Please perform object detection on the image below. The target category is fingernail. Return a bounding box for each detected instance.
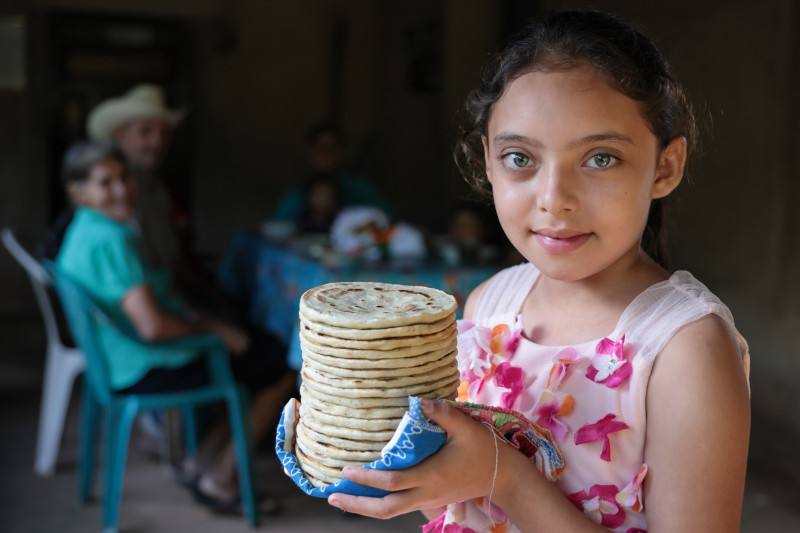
[420,397,434,417]
[328,496,341,509]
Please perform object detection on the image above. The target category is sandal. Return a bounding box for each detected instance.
[192,475,281,516]
[174,457,204,488]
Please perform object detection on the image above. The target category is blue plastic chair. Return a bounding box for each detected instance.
[44,261,258,532]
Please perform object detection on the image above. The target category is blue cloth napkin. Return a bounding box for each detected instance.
[275,396,446,498]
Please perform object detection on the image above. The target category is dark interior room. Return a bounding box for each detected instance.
[1,0,798,532]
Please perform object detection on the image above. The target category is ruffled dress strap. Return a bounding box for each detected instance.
[615,270,750,386]
[472,262,539,324]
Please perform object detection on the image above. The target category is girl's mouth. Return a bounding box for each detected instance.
[533,231,592,254]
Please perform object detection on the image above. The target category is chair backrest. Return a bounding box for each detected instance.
[1,227,65,346]
[43,260,114,404]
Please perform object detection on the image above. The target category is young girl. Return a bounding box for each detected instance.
[327,10,751,532]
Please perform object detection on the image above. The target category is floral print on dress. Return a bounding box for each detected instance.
[494,361,524,409]
[616,464,648,512]
[422,512,471,533]
[457,319,522,402]
[568,484,626,529]
[586,335,631,388]
[532,391,574,443]
[574,414,630,462]
[546,347,583,390]
[474,497,510,531]
[453,313,649,532]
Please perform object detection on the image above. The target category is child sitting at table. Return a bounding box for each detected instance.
[296,173,340,234]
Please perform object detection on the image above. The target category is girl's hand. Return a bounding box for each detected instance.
[327,398,503,519]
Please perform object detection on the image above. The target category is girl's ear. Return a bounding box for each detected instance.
[651,136,687,199]
[66,181,83,205]
[482,136,494,183]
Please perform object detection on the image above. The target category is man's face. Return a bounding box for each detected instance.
[112,117,172,172]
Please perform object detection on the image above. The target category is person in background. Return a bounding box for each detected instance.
[83,84,255,455]
[86,84,235,316]
[56,141,295,516]
[40,84,182,266]
[87,84,186,271]
[445,202,493,264]
[272,122,396,227]
[448,203,488,250]
[296,173,340,234]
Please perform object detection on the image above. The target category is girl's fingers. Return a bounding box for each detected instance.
[328,489,423,519]
[339,464,419,492]
[420,397,472,436]
[327,400,494,518]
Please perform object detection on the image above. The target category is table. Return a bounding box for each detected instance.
[217,231,501,370]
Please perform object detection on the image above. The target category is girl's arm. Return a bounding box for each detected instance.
[643,314,750,532]
[121,285,250,354]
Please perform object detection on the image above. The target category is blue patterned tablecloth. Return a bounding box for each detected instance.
[217,231,500,370]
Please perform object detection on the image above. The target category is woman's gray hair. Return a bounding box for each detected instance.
[61,141,127,186]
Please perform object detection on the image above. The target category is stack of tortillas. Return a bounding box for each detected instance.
[295,281,460,487]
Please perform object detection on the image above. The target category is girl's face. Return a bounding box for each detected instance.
[69,156,136,222]
[483,65,685,283]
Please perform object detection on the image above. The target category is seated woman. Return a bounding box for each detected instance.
[56,141,295,515]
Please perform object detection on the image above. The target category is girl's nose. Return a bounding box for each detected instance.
[537,162,578,215]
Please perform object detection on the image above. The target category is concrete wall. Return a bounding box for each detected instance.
[1,0,798,482]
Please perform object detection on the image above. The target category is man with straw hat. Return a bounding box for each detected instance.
[86,83,187,273]
[87,85,231,308]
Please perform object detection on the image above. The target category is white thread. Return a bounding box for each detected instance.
[483,422,499,528]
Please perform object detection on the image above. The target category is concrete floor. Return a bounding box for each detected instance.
[1,315,799,533]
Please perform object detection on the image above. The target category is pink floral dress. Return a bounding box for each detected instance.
[424,263,750,533]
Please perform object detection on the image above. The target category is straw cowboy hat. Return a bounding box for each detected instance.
[86,84,185,141]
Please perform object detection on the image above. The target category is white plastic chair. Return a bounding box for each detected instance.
[1,227,85,476]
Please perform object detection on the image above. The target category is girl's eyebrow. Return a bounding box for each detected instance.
[492,132,542,148]
[566,131,634,149]
[492,131,633,149]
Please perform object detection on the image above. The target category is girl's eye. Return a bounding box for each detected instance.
[501,153,533,169]
[586,153,617,169]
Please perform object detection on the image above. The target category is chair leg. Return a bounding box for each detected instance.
[226,387,258,528]
[34,345,83,476]
[102,400,137,533]
[78,377,100,503]
[181,406,198,456]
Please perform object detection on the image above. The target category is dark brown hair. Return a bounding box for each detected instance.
[456,10,697,268]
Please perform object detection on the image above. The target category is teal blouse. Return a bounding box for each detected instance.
[57,207,200,390]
